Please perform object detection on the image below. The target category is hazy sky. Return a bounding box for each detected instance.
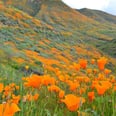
[62,0,116,15]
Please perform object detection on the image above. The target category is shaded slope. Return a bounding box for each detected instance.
[77,8,116,57]
[97,39,116,57]
[1,0,42,16]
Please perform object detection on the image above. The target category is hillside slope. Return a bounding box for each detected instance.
[78,8,116,57]
[0,0,116,74]
[36,0,116,57]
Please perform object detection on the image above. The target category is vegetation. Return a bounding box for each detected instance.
[78,8,116,57]
[0,0,116,115]
[0,57,116,116]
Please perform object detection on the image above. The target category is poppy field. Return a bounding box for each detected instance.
[0,57,116,116]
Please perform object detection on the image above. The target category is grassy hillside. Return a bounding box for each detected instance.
[78,8,116,57]
[0,0,116,87]
[0,0,116,81]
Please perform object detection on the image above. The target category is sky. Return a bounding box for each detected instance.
[62,0,116,15]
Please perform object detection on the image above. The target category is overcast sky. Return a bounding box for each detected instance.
[62,0,116,15]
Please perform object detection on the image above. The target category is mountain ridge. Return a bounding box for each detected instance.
[78,8,116,24]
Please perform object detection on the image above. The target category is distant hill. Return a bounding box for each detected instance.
[78,8,116,24]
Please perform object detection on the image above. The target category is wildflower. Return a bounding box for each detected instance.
[4,85,12,97]
[84,77,90,83]
[24,74,42,89]
[93,69,98,74]
[79,87,86,95]
[100,81,112,89]
[88,91,95,102]
[42,75,56,86]
[86,68,92,74]
[25,65,29,70]
[58,90,65,99]
[73,63,80,71]
[95,85,107,96]
[48,85,60,93]
[9,83,15,88]
[104,69,111,75]
[15,86,19,90]
[12,94,20,104]
[0,102,20,116]
[114,85,116,91]
[33,93,39,101]
[61,94,85,111]
[97,57,107,70]
[110,75,116,83]
[97,73,105,80]
[0,83,4,93]
[68,81,80,92]
[79,59,87,69]
[58,75,65,82]
[91,81,99,89]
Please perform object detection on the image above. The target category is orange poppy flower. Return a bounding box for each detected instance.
[68,81,80,92]
[114,85,116,91]
[12,94,20,104]
[0,102,20,116]
[100,81,112,90]
[9,83,16,88]
[110,75,116,83]
[48,85,60,93]
[24,74,42,89]
[79,59,87,69]
[88,91,95,102]
[84,77,90,83]
[91,81,99,89]
[15,86,19,90]
[61,94,85,111]
[73,63,80,71]
[58,75,65,82]
[86,68,92,74]
[95,85,107,96]
[58,90,65,99]
[79,87,86,95]
[97,57,107,70]
[33,93,39,101]
[93,69,98,75]
[4,85,11,97]
[0,83,4,93]
[42,75,56,86]
[104,69,111,75]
